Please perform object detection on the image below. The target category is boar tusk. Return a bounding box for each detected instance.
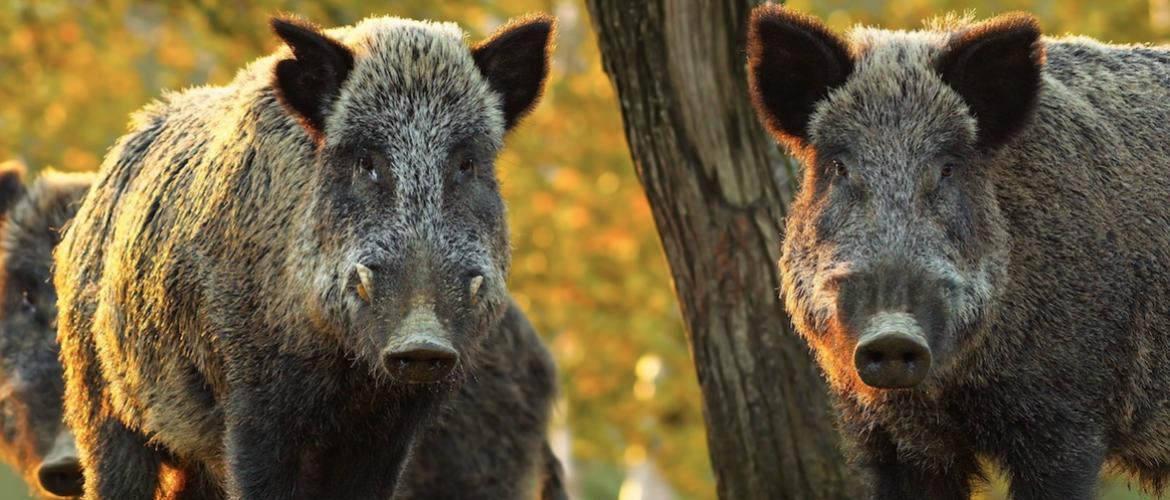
[355,263,374,303]
[469,275,484,305]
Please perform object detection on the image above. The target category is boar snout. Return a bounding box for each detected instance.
[38,459,83,497]
[384,338,458,384]
[37,430,83,497]
[382,306,459,383]
[853,313,932,389]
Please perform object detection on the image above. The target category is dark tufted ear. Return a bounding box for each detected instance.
[747,5,853,150]
[0,161,26,218]
[937,13,1045,149]
[472,14,556,131]
[271,16,355,142]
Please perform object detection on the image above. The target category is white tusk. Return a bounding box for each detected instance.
[469,275,484,305]
[355,263,374,303]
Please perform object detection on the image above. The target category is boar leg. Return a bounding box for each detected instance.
[316,434,415,498]
[222,407,301,500]
[1004,434,1105,500]
[865,459,976,500]
[83,418,165,499]
[855,429,977,500]
[315,397,443,499]
[66,337,165,499]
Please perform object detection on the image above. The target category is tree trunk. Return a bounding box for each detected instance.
[585,1,864,498]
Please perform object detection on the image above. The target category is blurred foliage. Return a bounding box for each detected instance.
[0,1,1167,499]
[0,467,32,500]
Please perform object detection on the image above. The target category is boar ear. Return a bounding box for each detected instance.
[938,13,1044,149]
[271,16,355,141]
[472,14,556,131]
[748,5,853,149]
[0,161,26,218]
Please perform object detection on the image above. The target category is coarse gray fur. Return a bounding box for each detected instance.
[749,6,1170,499]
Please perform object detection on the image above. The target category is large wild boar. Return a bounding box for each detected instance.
[0,170,562,499]
[747,6,1170,499]
[54,14,556,499]
[0,165,90,498]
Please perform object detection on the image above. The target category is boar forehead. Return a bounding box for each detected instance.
[807,30,978,175]
[327,19,505,157]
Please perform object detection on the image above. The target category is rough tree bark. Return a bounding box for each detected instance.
[586,1,864,498]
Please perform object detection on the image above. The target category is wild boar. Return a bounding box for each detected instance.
[748,6,1170,499]
[1,168,562,500]
[55,14,555,499]
[0,166,90,498]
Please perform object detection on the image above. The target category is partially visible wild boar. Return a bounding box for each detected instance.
[55,13,556,499]
[0,165,91,498]
[748,6,1170,499]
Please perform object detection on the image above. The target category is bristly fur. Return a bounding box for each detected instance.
[54,13,560,499]
[921,12,978,32]
[750,5,1170,499]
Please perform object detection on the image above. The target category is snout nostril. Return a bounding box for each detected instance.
[38,460,84,497]
[861,350,885,366]
[384,341,459,384]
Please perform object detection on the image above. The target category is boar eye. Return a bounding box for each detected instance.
[355,153,388,185]
[358,156,378,183]
[19,293,35,314]
[460,158,476,176]
[940,163,955,179]
[832,159,848,178]
[455,157,478,184]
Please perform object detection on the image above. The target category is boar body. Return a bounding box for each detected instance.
[55,15,555,500]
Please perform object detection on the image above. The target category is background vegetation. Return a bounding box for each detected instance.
[0,0,1166,499]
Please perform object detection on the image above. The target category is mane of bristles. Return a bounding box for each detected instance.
[922,11,978,32]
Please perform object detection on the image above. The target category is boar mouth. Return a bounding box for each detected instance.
[852,312,932,389]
